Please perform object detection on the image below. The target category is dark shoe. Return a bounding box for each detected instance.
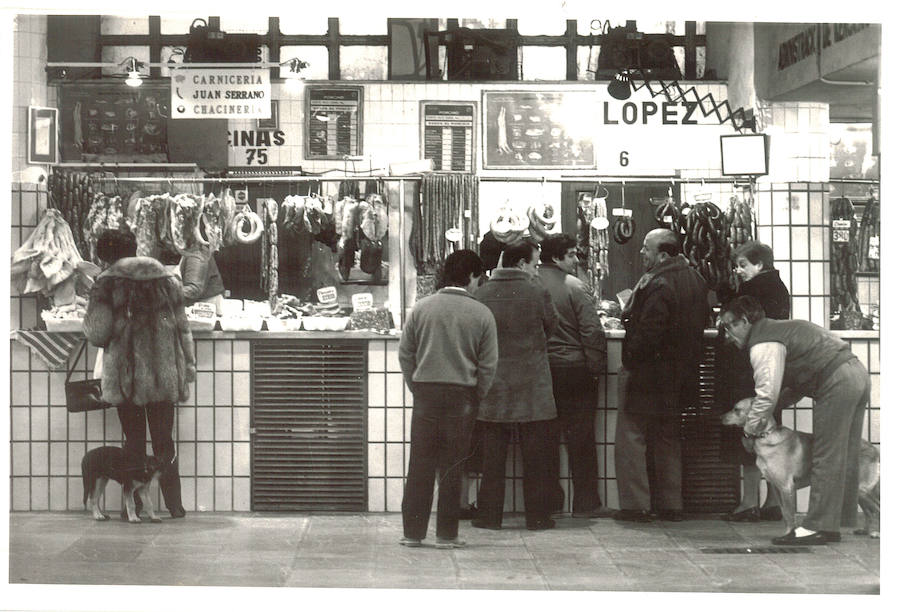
[771,529,829,546]
[572,505,616,519]
[169,507,186,519]
[759,506,783,521]
[471,518,502,531]
[458,503,478,520]
[657,509,685,522]
[613,509,654,523]
[820,530,842,543]
[724,507,760,522]
[526,518,556,531]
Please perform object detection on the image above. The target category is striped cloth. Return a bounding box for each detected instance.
[10,330,83,371]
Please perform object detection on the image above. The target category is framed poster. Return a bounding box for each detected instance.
[58,83,170,163]
[27,106,59,165]
[482,90,595,170]
[305,85,364,160]
[419,101,476,173]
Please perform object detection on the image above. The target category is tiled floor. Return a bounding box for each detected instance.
[6,511,880,595]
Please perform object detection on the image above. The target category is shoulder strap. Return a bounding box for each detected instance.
[65,340,88,383]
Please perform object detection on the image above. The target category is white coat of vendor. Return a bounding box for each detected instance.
[179,243,226,315]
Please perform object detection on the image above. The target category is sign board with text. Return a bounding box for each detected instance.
[171,68,271,119]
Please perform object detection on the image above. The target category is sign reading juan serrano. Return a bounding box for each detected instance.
[172,69,272,119]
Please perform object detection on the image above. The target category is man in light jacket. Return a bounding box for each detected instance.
[538,234,611,518]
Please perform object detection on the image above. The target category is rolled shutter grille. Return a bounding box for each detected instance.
[251,340,367,511]
[680,340,741,513]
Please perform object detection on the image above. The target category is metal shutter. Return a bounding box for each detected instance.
[251,339,367,511]
[680,340,741,513]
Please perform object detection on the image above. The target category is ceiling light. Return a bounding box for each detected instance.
[123,57,144,87]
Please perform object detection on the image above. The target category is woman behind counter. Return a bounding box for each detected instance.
[179,242,226,314]
[721,241,791,522]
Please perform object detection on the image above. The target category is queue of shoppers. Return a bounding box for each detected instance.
[399,229,871,549]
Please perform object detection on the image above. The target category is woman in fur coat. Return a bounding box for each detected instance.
[84,231,196,518]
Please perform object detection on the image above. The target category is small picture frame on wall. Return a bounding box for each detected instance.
[257,101,279,130]
[27,106,58,165]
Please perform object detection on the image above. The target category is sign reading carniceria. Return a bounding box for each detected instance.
[171,68,271,119]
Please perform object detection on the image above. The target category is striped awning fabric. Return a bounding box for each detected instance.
[10,330,83,370]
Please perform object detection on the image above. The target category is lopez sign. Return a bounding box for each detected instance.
[171,68,271,119]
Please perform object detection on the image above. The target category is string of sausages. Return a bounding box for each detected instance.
[830,197,861,314]
[682,200,732,291]
[415,174,479,270]
[856,196,879,274]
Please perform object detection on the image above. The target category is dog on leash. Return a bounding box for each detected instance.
[81,446,164,523]
[721,398,880,538]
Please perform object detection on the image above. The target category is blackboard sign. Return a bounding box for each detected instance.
[420,101,476,173]
[58,83,170,163]
[305,86,364,160]
[482,90,595,170]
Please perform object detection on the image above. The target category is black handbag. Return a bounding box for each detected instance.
[65,340,111,413]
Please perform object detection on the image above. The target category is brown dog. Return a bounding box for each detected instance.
[81,446,164,523]
[721,398,880,538]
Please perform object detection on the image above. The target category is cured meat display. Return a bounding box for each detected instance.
[575,189,608,302]
[11,208,97,305]
[412,173,480,271]
[856,195,879,274]
[830,197,861,318]
[683,199,732,292]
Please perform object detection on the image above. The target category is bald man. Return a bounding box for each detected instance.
[614,229,709,522]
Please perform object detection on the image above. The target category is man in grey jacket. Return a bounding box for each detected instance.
[538,234,612,518]
[398,250,498,549]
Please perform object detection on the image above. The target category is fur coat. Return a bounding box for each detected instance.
[83,256,196,406]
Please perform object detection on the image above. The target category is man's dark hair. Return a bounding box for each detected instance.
[501,239,538,268]
[539,234,576,263]
[438,249,484,288]
[733,240,775,270]
[656,230,681,257]
[96,228,137,265]
[723,295,766,324]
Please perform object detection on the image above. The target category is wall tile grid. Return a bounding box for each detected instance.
[9,337,252,512]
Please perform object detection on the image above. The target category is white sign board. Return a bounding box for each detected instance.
[171,69,271,119]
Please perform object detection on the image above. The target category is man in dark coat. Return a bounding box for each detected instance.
[614,229,709,522]
[473,240,560,531]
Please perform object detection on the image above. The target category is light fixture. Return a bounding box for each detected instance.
[123,57,144,87]
[282,58,309,79]
[608,70,633,101]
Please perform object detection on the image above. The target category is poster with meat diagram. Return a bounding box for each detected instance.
[482,90,595,170]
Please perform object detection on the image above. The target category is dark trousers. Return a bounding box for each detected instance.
[614,409,683,511]
[550,367,601,513]
[117,401,183,514]
[476,419,555,528]
[401,385,477,540]
[804,359,870,532]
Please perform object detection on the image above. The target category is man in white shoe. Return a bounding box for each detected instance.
[398,250,498,549]
[720,295,869,545]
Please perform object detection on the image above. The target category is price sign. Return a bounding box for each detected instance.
[351,293,374,312]
[316,286,338,304]
[421,102,476,173]
[832,219,851,243]
[868,236,880,259]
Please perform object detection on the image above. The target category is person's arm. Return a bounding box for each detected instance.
[82,278,113,348]
[623,282,673,367]
[398,309,418,390]
[476,315,499,401]
[745,341,787,435]
[180,250,209,302]
[541,287,559,338]
[571,283,607,375]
